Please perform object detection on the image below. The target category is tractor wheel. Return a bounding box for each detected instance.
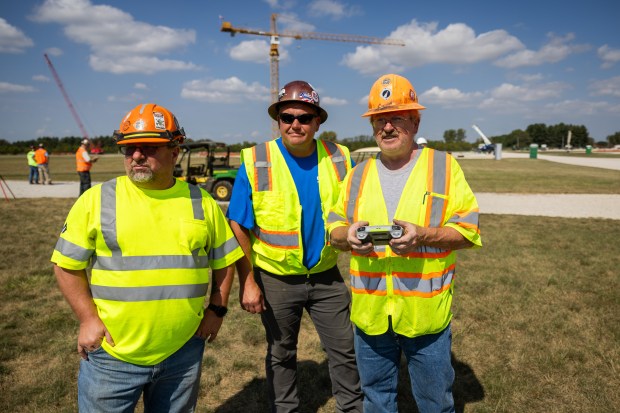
[212,181,233,202]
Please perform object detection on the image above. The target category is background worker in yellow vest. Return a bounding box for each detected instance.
[76,139,98,196]
[27,145,39,184]
[227,81,363,412]
[34,143,52,184]
[51,103,244,412]
[328,74,482,413]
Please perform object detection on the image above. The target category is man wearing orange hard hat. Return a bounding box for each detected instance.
[328,74,482,413]
[51,103,243,412]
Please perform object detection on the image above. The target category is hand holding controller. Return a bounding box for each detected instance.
[356,225,403,245]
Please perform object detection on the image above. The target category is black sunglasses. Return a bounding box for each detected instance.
[119,144,171,157]
[278,113,317,125]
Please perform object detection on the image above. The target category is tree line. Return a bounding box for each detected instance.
[0,122,617,155]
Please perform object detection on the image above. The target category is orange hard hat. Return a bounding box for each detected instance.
[113,103,185,145]
[268,80,328,124]
[362,74,425,117]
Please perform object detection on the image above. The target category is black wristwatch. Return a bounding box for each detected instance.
[207,303,228,318]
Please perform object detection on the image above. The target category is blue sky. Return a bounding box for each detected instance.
[1,0,619,144]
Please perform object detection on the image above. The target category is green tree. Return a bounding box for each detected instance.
[607,131,620,146]
[318,131,337,142]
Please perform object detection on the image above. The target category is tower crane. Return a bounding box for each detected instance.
[221,14,405,137]
[44,53,90,141]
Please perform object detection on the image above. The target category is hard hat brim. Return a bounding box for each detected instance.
[361,102,426,117]
[116,137,174,145]
[268,101,328,124]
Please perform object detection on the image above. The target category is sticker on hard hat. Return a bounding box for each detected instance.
[133,119,145,130]
[409,90,416,101]
[382,78,391,85]
[381,88,392,100]
[153,112,166,130]
[278,88,286,100]
[299,91,319,104]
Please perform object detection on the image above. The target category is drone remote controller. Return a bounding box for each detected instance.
[356,225,403,245]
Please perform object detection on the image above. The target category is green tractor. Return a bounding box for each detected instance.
[173,140,238,202]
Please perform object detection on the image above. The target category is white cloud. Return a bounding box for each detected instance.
[308,0,361,20]
[494,33,588,68]
[490,82,568,101]
[134,83,148,90]
[543,99,610,116]
[33,75,50,82]
[230,40,271,64]
[322,96,348,105]
[598,45,620,69]
[589,76,620,97]
[45,47,63,56]
[31,0,198,74]
[420,86,482,108]
[107,92,144,102]
[0,18,34,53]
[181,77,270,103]
[342,19,524,75]
[0,82,37,93]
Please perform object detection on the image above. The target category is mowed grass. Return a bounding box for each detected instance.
[0,199,618,412]
[2,153,619,194]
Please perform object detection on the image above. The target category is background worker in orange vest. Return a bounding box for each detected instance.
[76,139,98,195]
[328,74,482,413]
[34,143,52,185]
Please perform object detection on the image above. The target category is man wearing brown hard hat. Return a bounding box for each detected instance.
[228,81,363,412]
[328,74,482,413]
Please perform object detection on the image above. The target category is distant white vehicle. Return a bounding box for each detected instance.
[351,146,380,163]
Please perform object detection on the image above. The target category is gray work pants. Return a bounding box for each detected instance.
[255,266,363,413]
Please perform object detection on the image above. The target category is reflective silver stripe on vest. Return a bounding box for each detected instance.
[350,273,386,292]
[93,248,210,270]
[392,267,454,294]
[253,144,271,192]
[252,227,299,248]
[188,184,205,220]
[428,151,447,227]
[101,180,120,255]
[448,211,479,226]
[346,161,369,222]
[54,237,94,262]
[327,211,346,225]
[97,178,209,270]
[351,267,454,294]
[90,283,209,302]
[209,237,240,261]
[322,141,347,181]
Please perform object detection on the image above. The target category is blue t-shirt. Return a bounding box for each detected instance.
[227,138,323,270]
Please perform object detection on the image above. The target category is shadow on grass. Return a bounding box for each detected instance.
[214,360,333,413]
[397,352,485,412]
[213,354,483,412]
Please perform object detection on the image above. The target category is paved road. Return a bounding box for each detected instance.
[2,154,618,219]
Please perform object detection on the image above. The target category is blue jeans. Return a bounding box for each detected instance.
[29,166,39,184]
[78,336,206,413]
[354,324,454,413]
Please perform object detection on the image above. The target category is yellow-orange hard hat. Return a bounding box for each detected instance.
[113,103,185,145]
[362,74,425,117]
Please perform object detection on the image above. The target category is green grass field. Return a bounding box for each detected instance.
[0,154,619,412]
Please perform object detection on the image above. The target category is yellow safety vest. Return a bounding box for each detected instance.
[51,177,243,365]
[330,148,481,337]
[241,139,352,275]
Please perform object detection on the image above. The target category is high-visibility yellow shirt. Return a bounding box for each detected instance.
[328,148,481,337]
[51,176,243,365]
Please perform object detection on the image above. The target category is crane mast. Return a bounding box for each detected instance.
[222,14,405,138]
[43,53,89,140]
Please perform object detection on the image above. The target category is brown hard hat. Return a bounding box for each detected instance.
[268,80,328,124]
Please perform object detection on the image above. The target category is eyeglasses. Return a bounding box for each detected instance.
[278,113,317,125]
[119,144,170,157]
[372,116,411,129]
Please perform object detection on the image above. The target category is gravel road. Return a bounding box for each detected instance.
[2,153,618,219]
